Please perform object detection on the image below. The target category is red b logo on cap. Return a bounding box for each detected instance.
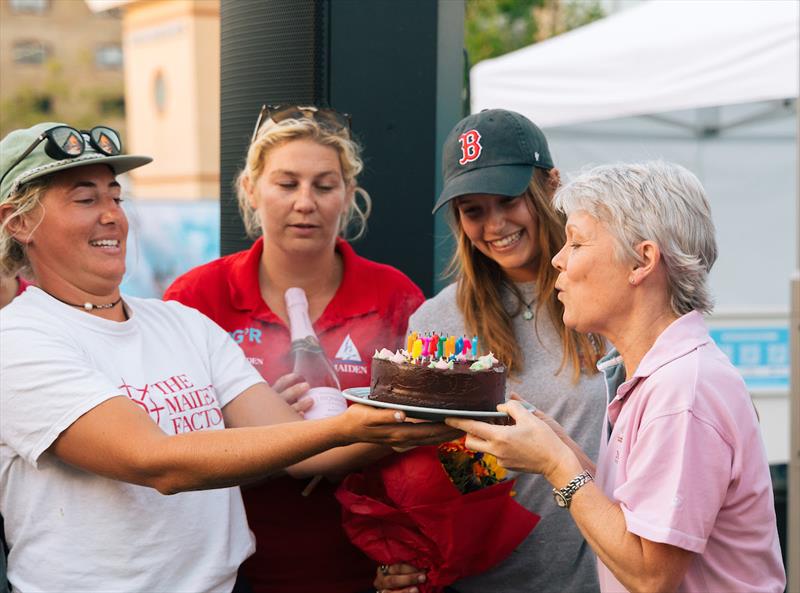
[458,129,482,165]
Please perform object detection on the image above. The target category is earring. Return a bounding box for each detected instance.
[629,276,636,285]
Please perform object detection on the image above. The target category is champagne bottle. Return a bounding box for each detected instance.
[285,287,347,420]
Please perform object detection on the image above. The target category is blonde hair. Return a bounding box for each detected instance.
[448,168,605,380]
[0,176,51,278]
[236,117,372,240]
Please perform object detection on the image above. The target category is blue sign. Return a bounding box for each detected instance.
[709,327,790,391]
[121,200,220,298]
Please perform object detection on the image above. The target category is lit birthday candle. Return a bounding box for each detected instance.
[463,337,471,357]
[407,331,417,353]
[429,333,439,357]
[472,335,479,357]
[445,336,455,358]
[421,334,432,357]
[412,338,423,360]
[455,336,464,356]
[436,335,445,359]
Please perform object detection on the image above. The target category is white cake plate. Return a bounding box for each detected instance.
[341,387,508,422]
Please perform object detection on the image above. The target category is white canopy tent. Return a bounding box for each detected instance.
[471,0,798,128]
[472,0,799,467]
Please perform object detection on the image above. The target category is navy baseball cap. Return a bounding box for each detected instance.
[433,109,553,213]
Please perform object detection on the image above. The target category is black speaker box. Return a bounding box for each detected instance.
[220,0,464,296]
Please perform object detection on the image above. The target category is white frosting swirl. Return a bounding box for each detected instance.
[389,351,407,364]
[373,348,396,360]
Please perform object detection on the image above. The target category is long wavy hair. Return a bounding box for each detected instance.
[447,167,605,381]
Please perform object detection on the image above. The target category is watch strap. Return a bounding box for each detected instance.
[553,470,593,509]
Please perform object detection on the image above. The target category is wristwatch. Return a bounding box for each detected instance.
[552,470,593,509]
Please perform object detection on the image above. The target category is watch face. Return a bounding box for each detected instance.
[553,491,568,508]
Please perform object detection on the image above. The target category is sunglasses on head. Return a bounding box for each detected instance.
[0,125,123,189]
[250,104,351,143]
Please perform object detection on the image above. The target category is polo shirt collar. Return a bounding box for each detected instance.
[598,311,710,416]
[227,237,380,328]
[631,310,710,380]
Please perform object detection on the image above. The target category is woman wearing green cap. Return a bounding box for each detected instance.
[0,123,457,592]
[375,109,606,593]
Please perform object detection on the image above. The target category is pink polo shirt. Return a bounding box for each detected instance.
[595,311,785,593]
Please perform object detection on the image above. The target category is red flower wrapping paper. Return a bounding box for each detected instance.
[335,446,540,593]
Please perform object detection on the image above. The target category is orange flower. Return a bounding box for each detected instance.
[438,441,508,494]
[473,462,489,478]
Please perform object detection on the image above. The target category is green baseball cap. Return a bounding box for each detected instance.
[433,109,553,213]
[1,122,152,202]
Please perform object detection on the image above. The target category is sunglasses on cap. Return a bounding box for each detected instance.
[250,104,351,143]
[0,125,123,189]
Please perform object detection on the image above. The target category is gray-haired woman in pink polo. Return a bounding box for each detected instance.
[448,161,785,593]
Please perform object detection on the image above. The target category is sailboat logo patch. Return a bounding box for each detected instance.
[335,334,362,361]
[333,334,367,375]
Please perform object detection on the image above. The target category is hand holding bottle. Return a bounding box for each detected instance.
[270,372,313,416]
[285,287,348,420]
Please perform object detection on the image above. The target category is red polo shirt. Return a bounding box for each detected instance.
[164,237,423,593]
[16,277,32,296]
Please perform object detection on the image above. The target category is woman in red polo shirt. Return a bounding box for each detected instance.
[164,106,424,593]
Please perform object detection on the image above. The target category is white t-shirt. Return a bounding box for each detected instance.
[0,288,263,592]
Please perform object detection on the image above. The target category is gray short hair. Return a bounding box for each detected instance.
[554,161,718,315]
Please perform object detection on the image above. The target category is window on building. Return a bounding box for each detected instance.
[154,71,166,113]
[96,7,122,19]
[95,44,123,69]
[9,0,50,14]
[100,96,125,117]
[13,41,50,64]
[33,96,52,114]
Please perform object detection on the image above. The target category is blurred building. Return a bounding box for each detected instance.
[87,0,221,200]
[0,0,125,137]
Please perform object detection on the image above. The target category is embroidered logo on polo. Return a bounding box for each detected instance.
[458,129,482,165]
[333,333,368,375]
[229,327,262,344]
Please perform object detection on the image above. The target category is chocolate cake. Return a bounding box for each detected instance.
[369,353,506,411]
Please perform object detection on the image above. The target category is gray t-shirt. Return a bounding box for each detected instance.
[409,282,605,593]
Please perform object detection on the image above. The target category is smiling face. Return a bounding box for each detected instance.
[22,164,127,298]
[454,193,540,282]
[551,210,631,334]
[248,138,351,255]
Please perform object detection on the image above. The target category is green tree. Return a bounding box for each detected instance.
[563,0,605,32]
[465,0,605,66]
[1,58,124,137]
[465,0,545,66]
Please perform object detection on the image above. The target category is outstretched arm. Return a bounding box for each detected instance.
[223,383,458,479]
[51,385,458,495]
[447,401,692,593]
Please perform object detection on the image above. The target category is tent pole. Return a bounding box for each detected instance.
[788,91,799,593]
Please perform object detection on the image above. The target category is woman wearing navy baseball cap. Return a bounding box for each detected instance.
[375,109,606,593]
